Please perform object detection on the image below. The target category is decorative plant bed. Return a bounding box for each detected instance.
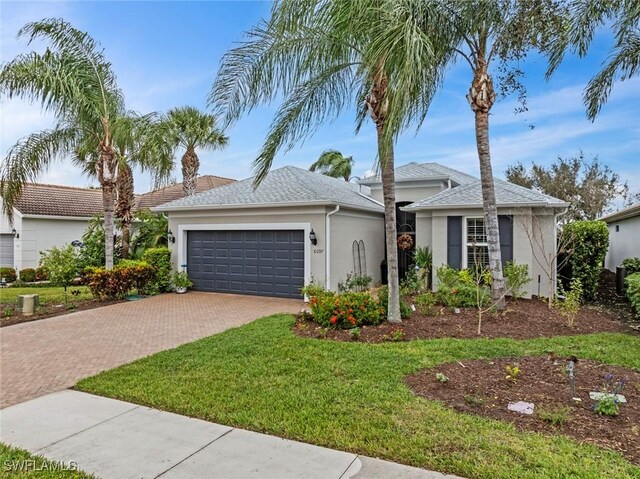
[294,298,631,342]
[0,298,124,327]
[406,356,640,465]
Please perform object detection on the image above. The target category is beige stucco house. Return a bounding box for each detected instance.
[601,202,640,272]
[156,162,568,300]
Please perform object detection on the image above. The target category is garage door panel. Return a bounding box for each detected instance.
[187,230,304,298]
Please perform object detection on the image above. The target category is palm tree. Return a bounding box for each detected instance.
[309,150,354,181]
[157,106,228,197]
[416,1,566,309]
[547,0,640,120]
[0,18,124,269]
[210,0,453,322]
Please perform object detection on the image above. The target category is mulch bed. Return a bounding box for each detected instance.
[406,356,640,465]
[0,299,124,327]
[293,298,632,342]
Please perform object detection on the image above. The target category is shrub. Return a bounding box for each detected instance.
[141,247,172,293]
[415,291,437,315]
[117,260,156,295]
[625,273,640,319]
[400,268,422,295]
[302,285,384,329]
[434,265,489,308]
[555,277,582,327]
[84,267,133,300]
[78,217,122,270]
[378,285,412,319]
[338,273,372,292]
[39,246,80,288]
[622,257,640,276]
[19,268,37,282]
[538,406,570,426]
[35,266,49,281]
[0,267,17,283]
[504,261,531,298]
[562,220,608,301]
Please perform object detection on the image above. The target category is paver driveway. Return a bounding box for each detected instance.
[0,292,302,408]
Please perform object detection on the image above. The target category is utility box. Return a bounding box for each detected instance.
[18,294,39,312]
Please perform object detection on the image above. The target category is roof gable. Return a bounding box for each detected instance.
[359,162,477,186]
[155,166,383,212]
[136,175,235,210]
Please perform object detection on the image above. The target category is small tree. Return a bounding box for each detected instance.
[563,220,609,302]
[39,245,80,303]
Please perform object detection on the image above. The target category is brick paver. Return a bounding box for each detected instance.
[0,293,302,408]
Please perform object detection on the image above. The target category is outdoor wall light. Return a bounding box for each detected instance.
[309,229,317,245]
[71,240,84,248]
[11,228,19,239]
[167,229,176,244]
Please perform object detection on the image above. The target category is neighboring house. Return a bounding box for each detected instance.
[0,184,103,270]
[155,162,568,300]
[601,202,640,272]
[0,175,236,272]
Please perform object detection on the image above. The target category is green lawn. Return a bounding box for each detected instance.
[77,314,640,479]
[0,286,93,306]
[0,443,93,478]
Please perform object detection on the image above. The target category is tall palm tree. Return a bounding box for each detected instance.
[309,150,354,181]
[157,106,228,197]
[0,18,124,269]
[210,0,453,322]
[414,1,566,309]
[547,0,640,120]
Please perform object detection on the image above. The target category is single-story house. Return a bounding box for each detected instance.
[0,175,235,271]
[155,162,568,300]
[601,202,640,272]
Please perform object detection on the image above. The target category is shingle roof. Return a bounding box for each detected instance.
[404,179,569,210]
[136,175,235,210]
[600,202,640,222]
[155,166,384,212]
[359,162,477,186]
[12,183,104,217]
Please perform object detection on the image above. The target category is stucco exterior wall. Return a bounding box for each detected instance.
[417,207,558,299]
[328,208,385,290]
[166,205,329,288]
[15,216,90,270]
[605,215,640,271]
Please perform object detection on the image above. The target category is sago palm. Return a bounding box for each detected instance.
[157,106,228,197]
[210,0,453,322]
[0,18,124,269]
[309,150,354,181]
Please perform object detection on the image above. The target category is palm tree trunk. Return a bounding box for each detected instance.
[98,146,117,269]
[378,126,401,323]
[116,163,135,259]
[468,58,506,309]
[181,147,200,196]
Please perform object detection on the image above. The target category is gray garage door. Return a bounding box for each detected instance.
[0,234,14,268]
[187,230,305,299]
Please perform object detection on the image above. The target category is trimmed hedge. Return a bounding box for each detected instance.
[35,266,49,281]
[0,267,17,283]
[141,247,172,293]
[84,261,156,300]
[19,268,36,282]
[563,220,609,301]
[625,273,640,319]
[622,257,640,276]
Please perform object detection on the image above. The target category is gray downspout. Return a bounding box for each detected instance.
[325,205,340,290]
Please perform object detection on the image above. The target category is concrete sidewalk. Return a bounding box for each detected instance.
[0,391,463,479]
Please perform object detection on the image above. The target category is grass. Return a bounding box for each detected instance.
[0,286,93,306]
[77,314,640,479]
[0,443,93,478]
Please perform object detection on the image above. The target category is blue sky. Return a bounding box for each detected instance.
[1,1,638,199]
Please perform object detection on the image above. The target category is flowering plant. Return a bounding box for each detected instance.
[302,285,384,329]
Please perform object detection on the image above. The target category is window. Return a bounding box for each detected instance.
[465,217,489,269]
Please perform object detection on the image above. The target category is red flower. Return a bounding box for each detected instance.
[348,308,354,313]
[348,316,356,325]
[330,316,338,325]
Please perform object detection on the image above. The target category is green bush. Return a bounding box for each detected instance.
[141,247,172,293]
[78,217,122,270]
[19,268,37,282]
[434,265,489,308]
[35,266,49,281]
[625,273,640,319]
[555,277,582,327]
[415,291,437,315]
[622,257,640,276]
[39,245,80,288]
[504,261,531,298]
[562,220,608,301]
[378,285,412,319]
[117,260,157,295]
[84,261,156,300]
[0,267,17,283]
[302,285,384,329]
[337,273,372,292]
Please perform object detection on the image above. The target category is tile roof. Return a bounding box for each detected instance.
[404,179,569,210]
[13,183,104,217]
[136,175,235,210]
[155,166,384,212]
[359,162,477,186]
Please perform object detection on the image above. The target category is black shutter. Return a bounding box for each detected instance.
[447,216,463,270]
[499,215,513,264]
